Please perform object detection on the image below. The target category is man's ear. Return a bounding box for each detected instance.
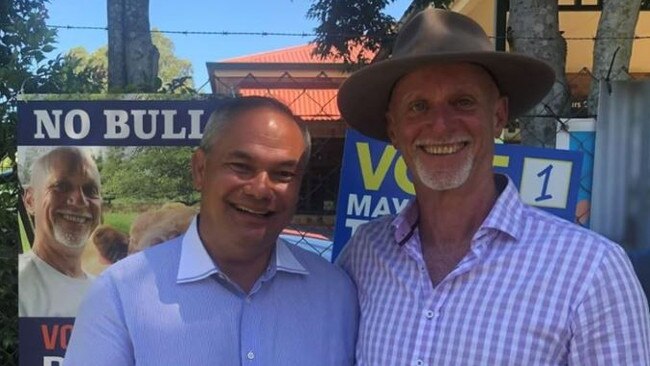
[494,96,509,138]
[23,187,35,215]
[190,149,206,191]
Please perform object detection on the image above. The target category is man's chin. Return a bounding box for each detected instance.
[54,229,90,249]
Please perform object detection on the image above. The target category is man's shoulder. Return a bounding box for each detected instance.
[353,215,395,240]
[286,243,346,275]
[284,243,354,289]
[18,251,36,273]
[521,205,624,256]
[343,215,396,252]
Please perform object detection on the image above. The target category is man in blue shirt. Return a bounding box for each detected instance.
[64,96,358,366]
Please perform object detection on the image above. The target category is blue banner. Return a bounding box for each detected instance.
[332,129,583,259]
[17,99,225,146]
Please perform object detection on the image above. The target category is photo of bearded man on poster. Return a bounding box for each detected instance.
[19,146,102,317]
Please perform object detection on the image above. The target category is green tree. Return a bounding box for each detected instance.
[101,147,198,205]
[152,30,194,92]
[307,0,450,64]
[64,31,194,93]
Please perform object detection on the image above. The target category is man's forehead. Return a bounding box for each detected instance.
[45,153,99,182]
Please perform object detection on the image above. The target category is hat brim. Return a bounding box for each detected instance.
[337,52,556,142]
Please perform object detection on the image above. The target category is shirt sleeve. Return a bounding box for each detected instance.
[64,272,134,366]
[569,245,650,365]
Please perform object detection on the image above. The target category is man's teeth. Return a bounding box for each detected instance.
[421,143,464,155]
[61,214,89,223]
[236,205,269,216]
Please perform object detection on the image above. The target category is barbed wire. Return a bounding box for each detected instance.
[47,24,650,41]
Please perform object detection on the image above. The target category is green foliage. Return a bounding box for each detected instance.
[103,212,138,234]
[307,0,396,64]
[100,147,199,206]
[307,0,452,63]
[152,30,194,92]
[66,31,195,94]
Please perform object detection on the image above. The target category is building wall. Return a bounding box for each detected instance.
[453,1,650,72]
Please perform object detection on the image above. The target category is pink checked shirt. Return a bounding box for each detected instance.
[338,175,650,366]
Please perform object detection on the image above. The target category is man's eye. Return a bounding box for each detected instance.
[51,182,71,193]
[83,185,100,198]
[228,163,250,173]
[454,97,475,109]
[272,170,297,183]
[228,163,255,178]
[408,100,427,113]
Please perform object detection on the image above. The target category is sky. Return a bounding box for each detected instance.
[46,0,413,91]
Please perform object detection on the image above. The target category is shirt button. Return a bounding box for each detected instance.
[247,351,255,360]
[414,359,425,366]
[425,309,435,319]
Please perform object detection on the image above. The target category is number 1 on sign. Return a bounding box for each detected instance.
[535,164,553,202]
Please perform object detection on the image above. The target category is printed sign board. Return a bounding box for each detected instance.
[332,129,583,259]
[17,95,224,364]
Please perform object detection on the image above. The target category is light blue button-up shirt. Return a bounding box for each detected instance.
[65,217,358,366]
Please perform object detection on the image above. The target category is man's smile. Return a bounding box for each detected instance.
[231,203,274,218]
[415,140,469,156]
[57,210,93,224]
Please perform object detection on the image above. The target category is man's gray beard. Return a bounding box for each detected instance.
[54,225,90,249]
[414,154,474,191]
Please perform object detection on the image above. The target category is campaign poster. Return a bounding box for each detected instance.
[332,129,583,260]
[17,94,224,365]
[556,118,596,227]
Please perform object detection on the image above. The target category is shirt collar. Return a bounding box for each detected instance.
[177,216,219,283]
[391,199,419,246]
[390,174,524,245]
[177,217,308,284]
[479,174,524,241]
[275,239,309,275]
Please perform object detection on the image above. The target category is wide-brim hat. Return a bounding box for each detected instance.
[337,8,556,142]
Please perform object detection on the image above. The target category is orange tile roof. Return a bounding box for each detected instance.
[218,43,375,121]
[240,88,340,121]
[224,43,374,64]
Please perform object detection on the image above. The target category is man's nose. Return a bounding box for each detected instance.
[424,105,453,132]
[67,187,89,206]
[243,172,273,200]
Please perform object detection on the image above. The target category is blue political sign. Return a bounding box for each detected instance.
[332,129,583,260]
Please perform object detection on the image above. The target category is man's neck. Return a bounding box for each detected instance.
[414,176,500,286]
[212,249,273,294]
[31,241,86,278]
[197,221,275,294]
[416,175,499,247]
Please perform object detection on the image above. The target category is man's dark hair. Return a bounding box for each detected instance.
[199,96,311,162]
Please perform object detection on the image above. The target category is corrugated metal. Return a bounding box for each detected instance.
[591,80,650,249]
[240,88,340,121]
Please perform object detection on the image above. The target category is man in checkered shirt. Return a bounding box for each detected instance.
[336,8,650,366]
